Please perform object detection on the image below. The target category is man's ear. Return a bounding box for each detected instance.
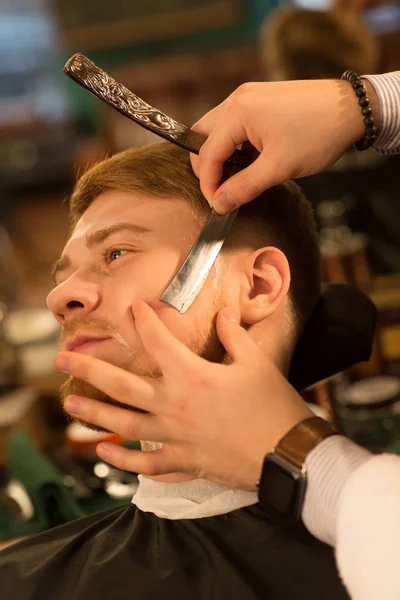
[240,247,291,325]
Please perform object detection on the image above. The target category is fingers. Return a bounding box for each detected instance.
[63,395,164,441]
[216,308,262,364]
[96,443,144,473]
[189,85,285,213]
[132,301,200,377]
[191,95,232,136]
[212,154,281,214]
[96,443,193,477]
[190,91,277,211]
[197,117,248,205]
[190,98,233,184]
[55,352,156,412]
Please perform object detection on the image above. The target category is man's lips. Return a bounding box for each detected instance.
[66,335,111,353]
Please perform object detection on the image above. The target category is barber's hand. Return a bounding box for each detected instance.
[191,79,380,214]
[55,301,312,491]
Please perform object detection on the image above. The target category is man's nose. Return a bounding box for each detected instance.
[46,278,101,325]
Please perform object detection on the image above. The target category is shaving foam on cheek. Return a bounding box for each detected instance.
[212,257,222,290]
[114,332,134,351]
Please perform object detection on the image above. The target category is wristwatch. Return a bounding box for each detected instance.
[257,416,338,519]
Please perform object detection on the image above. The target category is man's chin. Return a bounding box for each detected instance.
[59,323,225,435]
[60,375,143,435]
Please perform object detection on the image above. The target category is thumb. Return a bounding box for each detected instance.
[216,308,261,364]
[213,154,280,215]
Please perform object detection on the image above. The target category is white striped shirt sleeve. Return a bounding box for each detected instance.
[302,435,371,546]
[362,71,400,154]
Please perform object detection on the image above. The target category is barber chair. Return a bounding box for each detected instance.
[288,283,377,392]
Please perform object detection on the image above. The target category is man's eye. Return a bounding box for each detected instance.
[108,249,128,262]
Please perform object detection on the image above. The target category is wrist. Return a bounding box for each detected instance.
[340,78,381,148]
[249,407,313,492]
[257,416,338,519]
[363,79,381,130]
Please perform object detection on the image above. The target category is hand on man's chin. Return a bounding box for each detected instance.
[60,374,144,434]
[60,376,109,433]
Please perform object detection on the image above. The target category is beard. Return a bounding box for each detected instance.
[60,306,227,434]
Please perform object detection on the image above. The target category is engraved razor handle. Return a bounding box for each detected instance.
[64,53,255,166]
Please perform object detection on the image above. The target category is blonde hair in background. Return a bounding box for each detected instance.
[260,6,380,81]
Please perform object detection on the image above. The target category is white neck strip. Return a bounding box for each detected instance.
[131,475,258,520]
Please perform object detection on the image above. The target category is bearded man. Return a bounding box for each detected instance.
[0,143,349,600]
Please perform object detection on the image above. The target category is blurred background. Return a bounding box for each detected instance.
[0,0,399,545]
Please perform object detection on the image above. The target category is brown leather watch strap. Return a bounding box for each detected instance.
[276,416,338,469]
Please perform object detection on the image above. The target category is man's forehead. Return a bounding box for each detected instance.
[67,190,200,248]
[74,190,160,228]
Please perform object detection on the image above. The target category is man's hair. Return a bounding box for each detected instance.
[69,142,321,337]
[260,7,379,81]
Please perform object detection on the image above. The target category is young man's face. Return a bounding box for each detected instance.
[47,190,230,413]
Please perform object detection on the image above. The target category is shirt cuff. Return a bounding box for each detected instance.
[301,435,371,546]
[362,72,400,154]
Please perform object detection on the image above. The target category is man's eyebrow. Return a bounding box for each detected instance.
[84,222,151,250]
[51,222,151,283]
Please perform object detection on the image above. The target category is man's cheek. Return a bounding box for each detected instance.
[151,303,190,343]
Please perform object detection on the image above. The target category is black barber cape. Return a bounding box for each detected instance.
[0,503,349,600]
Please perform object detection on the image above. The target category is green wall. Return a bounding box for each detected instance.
[60,0,280,131]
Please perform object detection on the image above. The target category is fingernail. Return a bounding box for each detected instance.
[64,396,81,416]
[55,354,70,373]
[223,307,238,323]
[213,192,237,214]
[97,444,111,461]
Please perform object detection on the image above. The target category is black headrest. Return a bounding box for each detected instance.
[288,284,377,392]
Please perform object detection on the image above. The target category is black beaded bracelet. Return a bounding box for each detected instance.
[341,70,378,151]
